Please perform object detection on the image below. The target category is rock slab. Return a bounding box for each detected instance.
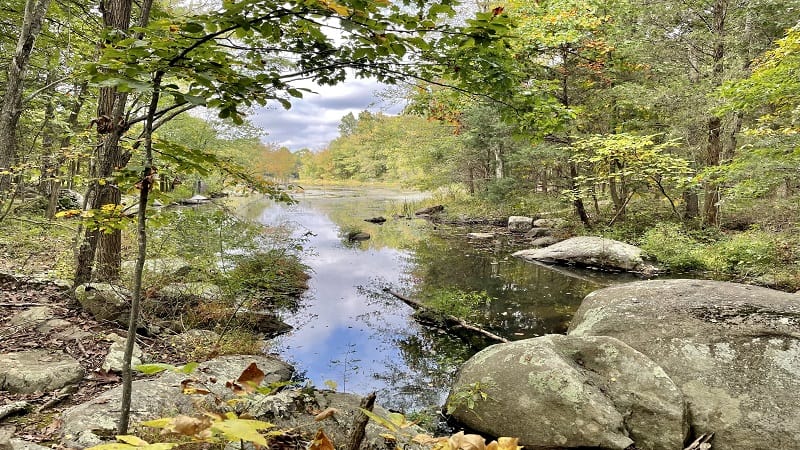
[449,335,687,450]
[61,355,293,448]
[513,236,647,271]
[569,279,800,450]
[0,350,84,394]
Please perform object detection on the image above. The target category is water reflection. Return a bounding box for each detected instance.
[243,187,637,412]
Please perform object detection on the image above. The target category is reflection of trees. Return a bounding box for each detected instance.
[374,326,476,413]
[407,230,618,337]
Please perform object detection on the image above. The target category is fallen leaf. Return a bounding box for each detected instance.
[313,408,339,422]
[308,429,335,450]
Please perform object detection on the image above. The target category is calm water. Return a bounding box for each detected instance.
[240,187,638,412]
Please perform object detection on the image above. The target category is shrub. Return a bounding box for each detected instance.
[640,223,706,271]
[702,228,779,278]
[228,250,309,309]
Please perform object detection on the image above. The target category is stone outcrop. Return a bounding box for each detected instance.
[449,335,686,450]
[513,236,649,271]
[569,279,800,450]
[0,350,84,394]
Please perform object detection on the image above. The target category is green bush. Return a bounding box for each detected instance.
[228,250,309,309]
[702,229,779,277]
[640,223,706,271]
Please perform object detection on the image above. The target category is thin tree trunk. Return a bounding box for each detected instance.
[118,69,161,435]
[0,0,52,192]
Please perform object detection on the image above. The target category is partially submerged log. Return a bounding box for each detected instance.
[383,288,509,347]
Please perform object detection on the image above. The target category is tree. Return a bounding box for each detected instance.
[0,0,51,191]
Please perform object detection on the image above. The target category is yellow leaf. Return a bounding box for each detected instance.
[141,418,173,428]
[211,418,273,446]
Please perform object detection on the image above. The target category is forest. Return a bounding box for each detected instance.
[1,0,800,447]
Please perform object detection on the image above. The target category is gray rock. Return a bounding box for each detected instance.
[74,283,130,325]
[158,282,224,302]
[9,306,54,331]
[513,236,648,271]
[7,439,52,450]
[61,355,293,448]
[530,236,562,247]
[0,350,84,394]
[533,218,567,228]
[250,390,420,450]
[101,333,144,373]
[507,216,533,232]
[568,279,800,450]
[57,189,84,210]
[121,258,192,279]
[449,335,686,450]
[467,232,495,240]
[524,227,551,238]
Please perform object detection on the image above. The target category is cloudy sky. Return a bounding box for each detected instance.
[249,78,405,151]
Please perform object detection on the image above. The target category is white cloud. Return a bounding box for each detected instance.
[249,77,405,151]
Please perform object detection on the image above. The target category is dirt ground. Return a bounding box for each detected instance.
[0,273,182,444]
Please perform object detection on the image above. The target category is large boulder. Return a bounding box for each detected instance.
[449,335,687,450]
[568,279,800,450]
[513,236,648,271]
[61,355,293,448]
[0,350,84,394]
[74,283,130,325]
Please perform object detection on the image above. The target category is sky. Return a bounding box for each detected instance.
[249,78,406,152]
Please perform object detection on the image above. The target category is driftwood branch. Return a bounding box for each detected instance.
[347,391,376,450]
[383,288,509,344]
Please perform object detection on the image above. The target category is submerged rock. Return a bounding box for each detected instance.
[513,236,649,271]
[569,279,800,450]
[449,335,686,450]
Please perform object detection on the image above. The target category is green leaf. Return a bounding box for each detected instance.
[135,363,176,375]
[179,362,199,374]
[183,21,204,33]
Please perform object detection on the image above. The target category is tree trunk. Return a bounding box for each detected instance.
[493,146,504,180]
[74,0,134,285]
[702,0,726,227]
[0,0,52,192]
[569,162,590,227]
